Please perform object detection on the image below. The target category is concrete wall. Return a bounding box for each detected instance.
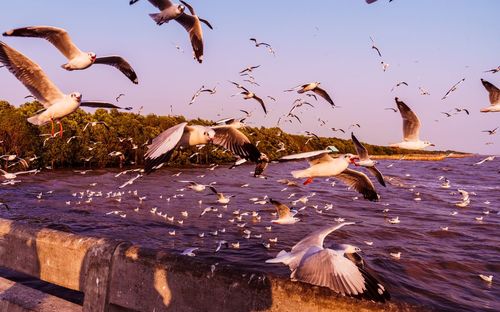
[0,218,420,312]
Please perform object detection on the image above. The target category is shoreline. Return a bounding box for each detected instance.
[370,153,475,161]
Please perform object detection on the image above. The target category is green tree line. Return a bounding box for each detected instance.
[0,100,448,170]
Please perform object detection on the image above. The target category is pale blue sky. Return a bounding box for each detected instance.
[1,1,499,154]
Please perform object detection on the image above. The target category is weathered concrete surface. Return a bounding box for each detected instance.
[108,244,420,312]
[0,218,425,312]
[0,276,81,312]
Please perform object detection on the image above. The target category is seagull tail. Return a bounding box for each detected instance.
[149,13,165,25]
[265,250,291,264]
[291,169,308,179]
[27,115,46,126]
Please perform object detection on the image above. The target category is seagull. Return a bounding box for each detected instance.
[144,122,268,174]
[188,85,205,105]
[133,0,186,25]
[115,93,125,102]
[390,97,434,150]
[118,174,142,189]
[237,86,267,114]
[0,42,128,136]
[280,150,380,201]
[418,87,430,96]
[482,127,498,135]
[181,247,198,257]
[390,81,408,92]
[479,274,493,283]
[3,26,138,84]
[239,65,260,74]
[473,156,495,166]
[265,222,390,302]
[269,199,300,224]
[351,133,386,187]
[0,169,38,180]
[331,128,346,134]
[175,0,213,63]
[369,36,382,57]
[287,82,335,107]
[208,186,234,204]
[484,66,500,74]
[381,61,389,72]
[83,121,110,132]
[480,79,500,112]
[249,38,271,48]
[441,78,465,100]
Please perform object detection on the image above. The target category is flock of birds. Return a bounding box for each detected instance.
[0,0,498,305]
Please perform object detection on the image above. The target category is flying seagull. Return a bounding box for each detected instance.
[269,199,300,224]
[0,41,127,137]
[237,86,267,114]
[482,127,498,135]
[266,222,390,302]
[3,26,138,84]
[484,66,499,74]
[280,150,380,201]
[131,0,185,25]
[480,79,500,112]
[351,133,386,187]
[239,65,260,75]
[441,78,465,100]
[390,97,434,150]
[286,82,335,107]
[175,0,213,63]
[249,38,271,48]
[369,36,382,57]
[144,121,268,175]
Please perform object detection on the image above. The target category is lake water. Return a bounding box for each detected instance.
[0,156,498,311]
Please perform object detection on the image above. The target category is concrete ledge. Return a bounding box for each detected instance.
[0,218,422,312]
[0,276,81,312]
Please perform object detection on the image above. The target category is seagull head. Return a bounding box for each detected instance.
[343,153,356,163]
[340,244,361,254]
[88,52,97,61]
[70,92,82,102]
[424,141,435,147]
[204,128,216,142]
[177,4,186,14]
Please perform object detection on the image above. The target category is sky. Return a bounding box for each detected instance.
[0,0,499,154]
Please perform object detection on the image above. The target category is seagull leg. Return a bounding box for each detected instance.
[303,177,314,185]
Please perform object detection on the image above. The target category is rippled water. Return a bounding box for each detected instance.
[0,157,499,311]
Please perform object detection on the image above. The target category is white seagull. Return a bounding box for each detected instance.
[269,199,300,224]
[480,79,500,112]
[265,222,390,302]
[351,133,386,187]
[144,122,268,174]
[280,150,380,201]
[0,42,129,136]
[390,97,434,150]
[174,0,213,63]
[3,26,138,84]
[131,0,185,25]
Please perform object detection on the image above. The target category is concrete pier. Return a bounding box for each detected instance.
[0,218,420,311]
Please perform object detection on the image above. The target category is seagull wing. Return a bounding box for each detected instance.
[3,26,82,60]
[175,13,204,63]
[144,122,187,173]
[148,0,173,10]
[395,98,421,141]
[269,199,291,219]
[336,168,379,201]
[312,86,334,106]
[481,79,500,105]
[80,101,123,109]
[252,95,267,114]
[290,222,355,255]
[94,56,138,84]
[291,249,366,296]
[366,166,386,187]
[351,133,369,160]
[211,126,261,162]
[0,41,64,108]
[280,150,333,166]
